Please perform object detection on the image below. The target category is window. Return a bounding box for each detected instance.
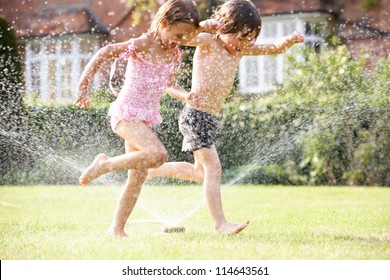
[239,13,331,93]
[24,35,101,103]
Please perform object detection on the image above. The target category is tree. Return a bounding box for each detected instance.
[0,17,31,182]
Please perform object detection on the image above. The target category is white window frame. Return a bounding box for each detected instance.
[24,34,101,103]
[239,13,331,94]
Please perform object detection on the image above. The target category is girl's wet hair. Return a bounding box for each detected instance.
[213,0,262,38]
[149,0,200,37]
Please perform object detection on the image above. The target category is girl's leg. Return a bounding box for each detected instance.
[107,141,147,237]
[79,119,168,186]
[194,146,249,235]
[147,159,204,183]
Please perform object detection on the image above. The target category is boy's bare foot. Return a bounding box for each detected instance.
[215,220,249,235]
[79,153,109,186]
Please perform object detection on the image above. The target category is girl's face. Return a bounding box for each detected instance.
[159,20,198,48]
[220,29,257,54]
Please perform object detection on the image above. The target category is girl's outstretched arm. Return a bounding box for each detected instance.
[74,36,149,108]
[183,19,221,47]
[165,85,199,106]
[244,31,304,56]
[199,19,222,33]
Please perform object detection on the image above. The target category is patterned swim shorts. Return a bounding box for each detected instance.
[179,106,220,152]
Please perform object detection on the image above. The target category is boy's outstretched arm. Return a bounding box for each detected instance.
[245,31,304,56]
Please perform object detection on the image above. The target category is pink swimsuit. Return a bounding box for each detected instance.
[108,38,181,131]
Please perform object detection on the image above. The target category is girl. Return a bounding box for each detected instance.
[148,0,304,235]
[74,0,200,237]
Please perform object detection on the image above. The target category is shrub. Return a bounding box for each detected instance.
[3,46,389,186]
[2,92,191,184]
[220,47,389,186]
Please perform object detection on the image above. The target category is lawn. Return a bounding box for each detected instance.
[0,185,389,259]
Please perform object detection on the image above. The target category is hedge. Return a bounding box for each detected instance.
[1,46,389,186]
[219,47,389,186]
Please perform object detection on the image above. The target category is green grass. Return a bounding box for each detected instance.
[0,185,389,259]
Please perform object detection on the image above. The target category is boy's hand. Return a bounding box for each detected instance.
[74,87,90,108]
[289,31,304,44]
[200,19,222,32]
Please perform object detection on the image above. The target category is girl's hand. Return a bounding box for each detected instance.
[74,87,90,109]
[289,31,304,44]
[200,19,222,32]
[187,91,199,107]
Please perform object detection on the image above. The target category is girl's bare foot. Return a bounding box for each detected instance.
[79,153,109,186]
[215,220,249,235]
[107,227,127,238]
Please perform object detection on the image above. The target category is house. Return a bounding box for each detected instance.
[0,0,150,102]
[239,0,390,93]
[1,0,389,102]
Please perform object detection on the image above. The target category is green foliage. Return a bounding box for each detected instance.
[1,94,189,185]
[0,18,23,95]
[362,0,381,10]
[127,0,219,25]
[127,0,159,26]
[155,94,193,163]
[219,47,390,186]
[89,87,116,107]
[2,43,389,186]
[1,104,122,185]
[0,18,33,180]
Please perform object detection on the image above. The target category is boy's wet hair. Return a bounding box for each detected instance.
[149,0,200,37]
[213,0,262,38]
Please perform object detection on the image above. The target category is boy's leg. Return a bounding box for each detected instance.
[194,146,249,235]
[107,141,147,237]
[79,119,168,186]
[147,159,204,183]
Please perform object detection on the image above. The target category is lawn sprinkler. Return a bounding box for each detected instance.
[161,225,186,234]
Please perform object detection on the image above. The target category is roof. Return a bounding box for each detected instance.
[11,7,108,38]
[2,0,389,43]
[253,0,341,16]
[338,20,390,40]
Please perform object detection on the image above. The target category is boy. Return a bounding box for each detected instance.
[149,0,304,235]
